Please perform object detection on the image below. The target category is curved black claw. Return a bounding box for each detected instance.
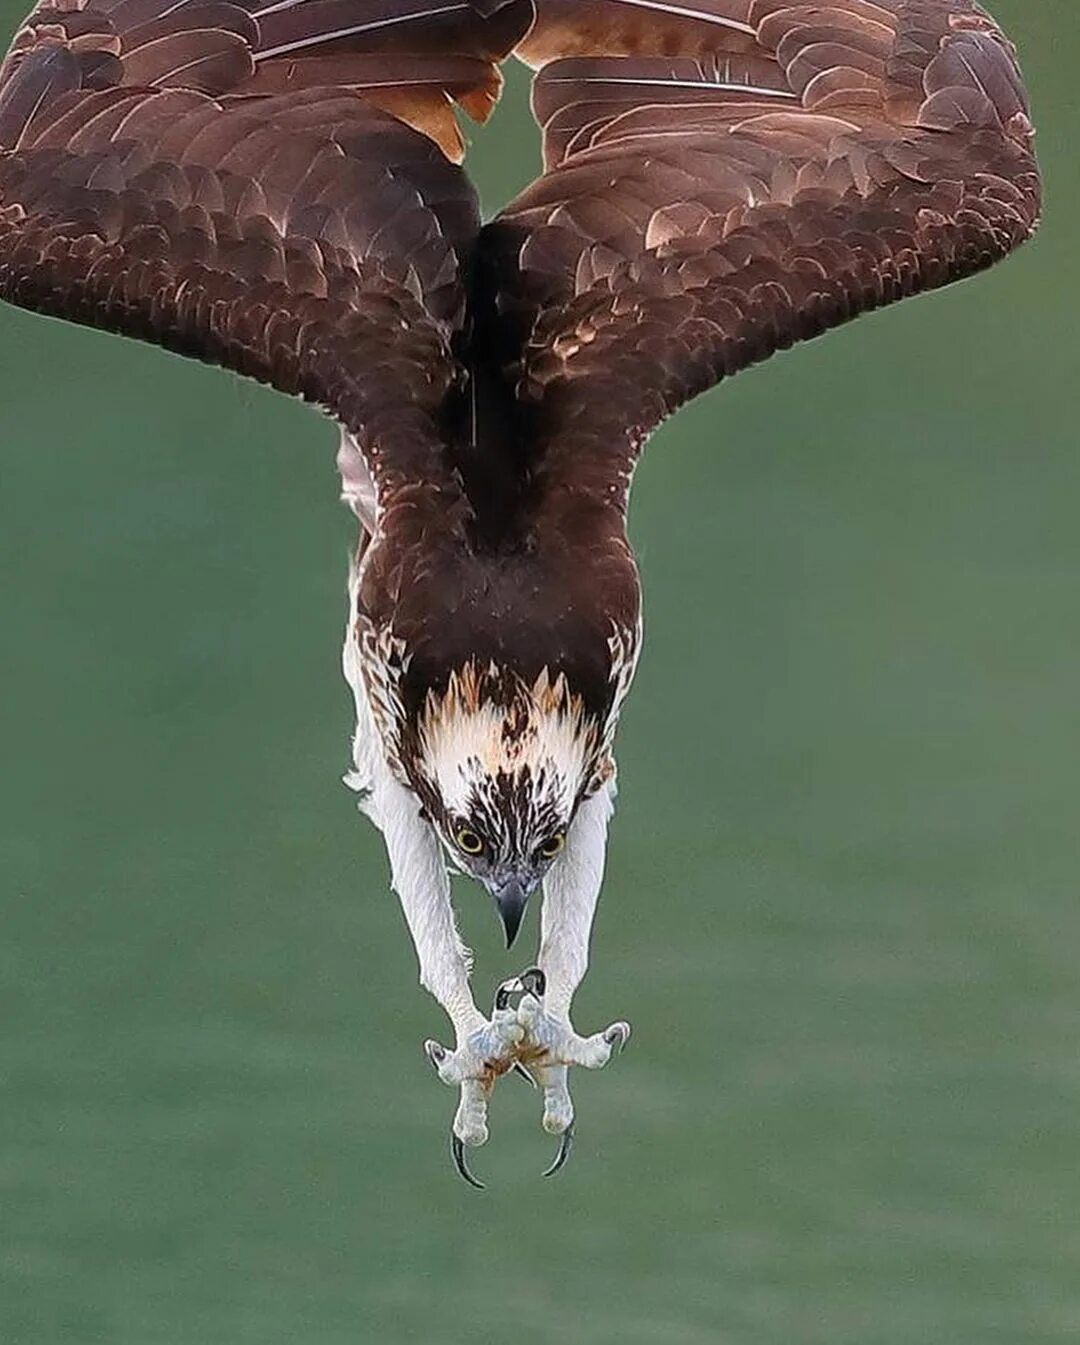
[425,1039,448,1074]
[604,1021,632,1055]
[451,1135,486,1191]
[494,966,548,1013]
[542,1122,575,1180]
[520,967,547,999]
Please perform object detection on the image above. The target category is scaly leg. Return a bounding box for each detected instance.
[510,784,631,1164]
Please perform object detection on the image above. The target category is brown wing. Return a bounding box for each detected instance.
[485,0,1041,521]
[0,0,533,523]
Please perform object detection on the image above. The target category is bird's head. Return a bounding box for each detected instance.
[406,662,610,946]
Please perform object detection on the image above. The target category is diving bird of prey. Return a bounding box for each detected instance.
[0,0,1039,1184]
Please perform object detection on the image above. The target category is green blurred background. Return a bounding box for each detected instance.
[1,5,1077,1342]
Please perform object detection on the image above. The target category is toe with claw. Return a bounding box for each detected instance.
[423,1009,525,1188]
[451,1134,487,1190]
[494,967,631,1179]
[542,1121,575,1179]
[515,989,631,1072]
[423,1007,525,1089]
[425,972,632,1186]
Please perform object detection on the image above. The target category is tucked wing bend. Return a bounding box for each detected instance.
[0,0,532,510]
[488,0,1041,511]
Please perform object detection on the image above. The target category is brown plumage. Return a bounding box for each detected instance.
[0,0,1043,1171]
[0,0,1040,706]
[489,0,1041,540]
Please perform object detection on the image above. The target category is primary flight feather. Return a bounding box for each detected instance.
[0,0,1040,1184]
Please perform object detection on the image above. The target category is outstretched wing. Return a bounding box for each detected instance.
[486,0,1041,513]
[0,0,533,518]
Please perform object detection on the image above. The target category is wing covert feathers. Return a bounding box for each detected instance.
[490,0,1041,517]
[0,0,1042,539]
[0,0,534,523]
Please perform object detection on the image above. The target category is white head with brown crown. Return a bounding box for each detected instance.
[404,660,615,944]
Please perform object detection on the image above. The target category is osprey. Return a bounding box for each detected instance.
[0,0,1040,1184]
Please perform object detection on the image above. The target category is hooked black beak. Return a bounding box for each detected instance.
[490,876,533,949]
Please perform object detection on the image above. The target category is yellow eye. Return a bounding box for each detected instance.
[455,826,484,856]
[539,833,566,861]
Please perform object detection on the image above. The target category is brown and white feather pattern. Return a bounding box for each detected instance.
[487,0,1041,520]
[0,0,534,551]
[0,0,1041,579]
[0,0,1041,861]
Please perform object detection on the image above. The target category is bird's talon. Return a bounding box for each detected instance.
[451,1134,486,1190]
[520,967,546,998]
[603,1021,632,1054]
[542,1122,575,1179]
[424,1038,449,1071]
[494,966,547,1014]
